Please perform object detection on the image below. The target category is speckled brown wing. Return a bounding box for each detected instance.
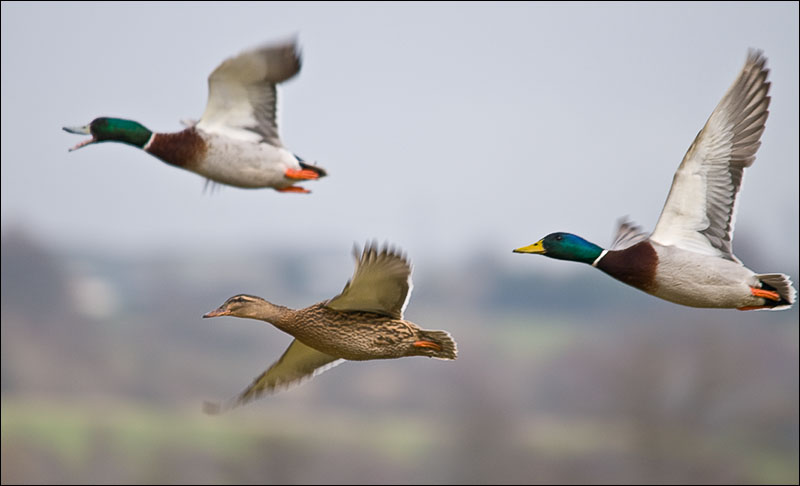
[325,243,412,319]
[204,339,342,414]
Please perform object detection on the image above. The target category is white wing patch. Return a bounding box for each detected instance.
[650,51,770,262]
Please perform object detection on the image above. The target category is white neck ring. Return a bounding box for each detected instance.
[143,133,156,150]
[591,249,608,267]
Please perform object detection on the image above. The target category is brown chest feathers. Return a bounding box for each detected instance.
[596,241,659,293]
[145,128,207,168]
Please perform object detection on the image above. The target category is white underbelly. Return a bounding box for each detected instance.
[650,244,760,308]
[194,134,301,188]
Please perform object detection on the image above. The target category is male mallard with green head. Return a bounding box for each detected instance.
[64,39,325,193]
[514,51,796,311]
[202,243,457,413]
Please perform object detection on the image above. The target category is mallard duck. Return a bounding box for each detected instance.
[63,38,325,193]
[514,50,796,311]
[202,243,457,413]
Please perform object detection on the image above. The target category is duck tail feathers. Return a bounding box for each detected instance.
[297,157,327,178]
[757,273,797,310]
[417,330,458,360]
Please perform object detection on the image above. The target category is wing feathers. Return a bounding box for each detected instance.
[325,243,413,319]
[650,51,770,261]
[609,218,649,251]
[197,39,301,146]
[204,339,341,414]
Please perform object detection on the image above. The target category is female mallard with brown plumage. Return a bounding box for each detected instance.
[202,243,457,413]
[514,50,795,311]
[64,38,325,193]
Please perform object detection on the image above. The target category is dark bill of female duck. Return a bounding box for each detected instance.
[202,306,229,318]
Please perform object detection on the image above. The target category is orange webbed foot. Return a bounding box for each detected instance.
[413,340,442,351]
[284,168,320,180]
[750,287,780,301]
[277,186,310,194]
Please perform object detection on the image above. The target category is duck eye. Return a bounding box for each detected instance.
[555,235,563,241]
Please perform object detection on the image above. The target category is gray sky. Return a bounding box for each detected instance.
[2,2,798,269]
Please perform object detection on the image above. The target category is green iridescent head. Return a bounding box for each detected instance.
[64,117,152,151]
[513,232,604,265]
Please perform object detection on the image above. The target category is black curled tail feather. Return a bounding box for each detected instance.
[297,158,327,178]
[758,273,797,309]
[419,330,458,360]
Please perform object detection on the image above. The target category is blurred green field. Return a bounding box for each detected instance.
[4,394,797,484]
[2,233,798,483]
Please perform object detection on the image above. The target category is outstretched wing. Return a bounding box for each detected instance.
[326,243,413,319]
[650,51,770,262]
[204,339,342,414]
[196,38,301,146]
